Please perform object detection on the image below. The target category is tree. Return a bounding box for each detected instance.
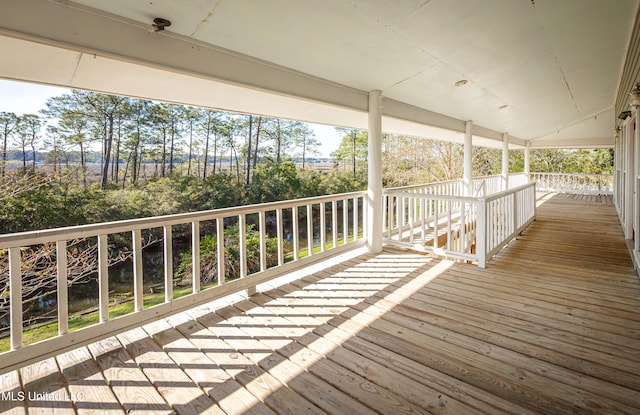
[198,109,220,178]
[293,123,319,169]
[182,106,200,176]
[13,114,42,170]
[43,125,64,173]
[82,92,126,188]
[0,112,18,178]
[332,128,368,178]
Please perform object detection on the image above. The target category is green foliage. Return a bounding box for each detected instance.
[247,160,303,203]
[176,223,278,286]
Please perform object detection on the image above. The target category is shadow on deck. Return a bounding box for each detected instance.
[1,193,639,414]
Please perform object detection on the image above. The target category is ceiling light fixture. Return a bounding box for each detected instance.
[151,17,172,32]
[454,79,468,87]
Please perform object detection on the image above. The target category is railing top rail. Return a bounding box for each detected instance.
[0,190,367,249]
[531,172,613,178]
[383,190,479,203]
[382,178,465,193]
[482,182,536,202]
[385,182,535,202]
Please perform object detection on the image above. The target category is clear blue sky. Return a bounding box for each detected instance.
[0,79,342,157]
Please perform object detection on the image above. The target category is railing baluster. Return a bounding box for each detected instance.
[460,201,466,253]
[216,217,225,285]
[307,204,313,257]
[477,200,487,268]
[320,202,326,252]
[132,229,143,312]
[277,209,284,266]
[354,197,359,240]
[332,200,338,249]
[259,211,266,271]
[343,199,349,245]
[409,196,415,244]
[9,247,22,350]
[239,214,247,278]
[292,207,299,261]
[434,206,439,249]
[98,234,109,323]
[420,198,426,244]
[56,240,68,335]
[163,225,173,302]
[192,221,200,293]
[446,200,452,250]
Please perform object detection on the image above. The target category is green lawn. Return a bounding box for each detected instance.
[0,286,193,352]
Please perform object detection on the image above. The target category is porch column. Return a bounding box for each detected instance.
[367,90,383,253]
[502,132,509,190]
[464,121,473,196]
[631,83,640,250]
[524,141,531,183]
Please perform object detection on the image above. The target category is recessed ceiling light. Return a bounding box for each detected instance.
[454,79,468,87]
[499,104,508,110]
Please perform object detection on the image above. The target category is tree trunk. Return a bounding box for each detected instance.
[203,117,211,179]
[352,132,356,178]
[169,127,175,176]
[252,116,262,169]
[187,118,194,176]
[161,128,167,177]
[212,131,218,174]
[101,115,114,188]
[1,132,7,177]
[246,115,253,187]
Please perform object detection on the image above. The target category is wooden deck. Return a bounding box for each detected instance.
[1,193,639,414]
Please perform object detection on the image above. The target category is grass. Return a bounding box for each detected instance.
[285,232,364,261]
[0,286,193,352]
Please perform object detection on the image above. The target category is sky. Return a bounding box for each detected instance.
[0,79,343,157]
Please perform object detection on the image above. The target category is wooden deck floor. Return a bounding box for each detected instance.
[1,193,639,414]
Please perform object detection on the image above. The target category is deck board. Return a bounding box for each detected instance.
[1,193,639,414]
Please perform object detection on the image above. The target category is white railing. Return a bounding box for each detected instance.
[383,178,465,197]
[478,183,537,267]
[383,180,536,268]
[0,191,366,374]
[531,172,613,194]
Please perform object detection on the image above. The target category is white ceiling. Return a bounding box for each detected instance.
[0,0,637,148]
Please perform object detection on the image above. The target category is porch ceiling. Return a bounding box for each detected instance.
[0,0,637,148]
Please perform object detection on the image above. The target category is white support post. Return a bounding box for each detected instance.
[524,141,531,183]
[502,132,509,191]
[132,229,143,312]
[464,121,473,196]
[98,234,109,323]
[625,117,635,239]
[630,83,640,250]
[477,201,486,268]
[9,247,22,350]
[216,217,225,285]
[163,225,173,302]
[192,221,200,293]
[56,240,68,335]
[367,90,383,253]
